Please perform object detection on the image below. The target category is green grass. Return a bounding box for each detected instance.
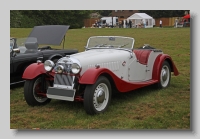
[10,27,190,129]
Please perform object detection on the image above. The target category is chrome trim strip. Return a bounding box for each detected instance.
[10,80,25,85]
[53,84,74,89]
[47,94,74,101]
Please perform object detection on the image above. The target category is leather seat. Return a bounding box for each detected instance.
[133,49,152,65]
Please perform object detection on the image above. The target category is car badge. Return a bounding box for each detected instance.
[122,61,126,66]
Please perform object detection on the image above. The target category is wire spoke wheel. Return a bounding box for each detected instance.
[24,75,51,106]
[33,77,49,103]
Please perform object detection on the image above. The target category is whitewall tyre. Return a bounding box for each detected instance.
[84,76,112,115]
[157,61,171,88]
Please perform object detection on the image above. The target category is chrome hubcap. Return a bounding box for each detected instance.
[160,65,169,87]
[162,70,167,81]
[97,90,105,103]
[93,83,109,111]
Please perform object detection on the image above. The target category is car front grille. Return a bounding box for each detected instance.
[54,74,74,86]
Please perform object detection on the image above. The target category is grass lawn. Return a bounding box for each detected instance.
[10,27,190,129]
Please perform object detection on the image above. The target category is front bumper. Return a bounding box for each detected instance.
[47,87,75,101]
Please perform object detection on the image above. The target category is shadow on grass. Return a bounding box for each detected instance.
[45,84,160,113]
[10,82,25,89]
[112,84,159,101]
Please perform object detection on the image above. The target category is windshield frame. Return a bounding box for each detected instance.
[85,36,135,51]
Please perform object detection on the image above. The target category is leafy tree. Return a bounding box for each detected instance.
[10,10,92,28]
[94,10,112,16]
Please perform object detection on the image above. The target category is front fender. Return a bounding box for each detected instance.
[79,68,110,84]
[22,63,46,79]
[152,54,179,81]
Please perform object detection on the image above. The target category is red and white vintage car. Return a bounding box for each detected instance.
[23,36,179,115]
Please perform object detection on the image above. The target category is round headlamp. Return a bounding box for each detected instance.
[44,60,55,71]
[56,65,64,74]
[71,63,81,74]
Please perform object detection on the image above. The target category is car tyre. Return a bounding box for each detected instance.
[52,58,59,63]
[84,76,112,115]
[24,75,51,106]
[157,60,171,88]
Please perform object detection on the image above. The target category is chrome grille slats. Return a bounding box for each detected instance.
[54,74,73,86]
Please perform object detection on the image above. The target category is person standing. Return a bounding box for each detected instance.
[159,19,162,28]
[129,20,132,28]
[143,19,146,28]
[125,20,128,28]
[175,18,178,28]
[122,20,124,28]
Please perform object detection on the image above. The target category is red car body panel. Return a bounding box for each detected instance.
[79,67,158,92]
[22,63,46,79]
[152,54,179,81]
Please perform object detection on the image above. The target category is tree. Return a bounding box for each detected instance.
[10,10,93,28]
[93,10,112,16]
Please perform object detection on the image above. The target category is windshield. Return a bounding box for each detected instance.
[10,39,14,49]
[15,37,37,47]
[86,36,134,50]
[10,37,38,53]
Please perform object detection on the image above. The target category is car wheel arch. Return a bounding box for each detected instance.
[48,54,63,62]
[152,55,172,80]
[79,69,119,94]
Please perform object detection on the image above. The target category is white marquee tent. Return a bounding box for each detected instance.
[127,13,154,28]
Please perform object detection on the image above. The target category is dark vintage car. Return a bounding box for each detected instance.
[10,25,78,85]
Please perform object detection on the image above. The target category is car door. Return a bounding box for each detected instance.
[10,52,15,83]
[128,54,147,82]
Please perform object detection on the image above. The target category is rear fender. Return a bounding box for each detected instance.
[152,54,179,81]
[22,63,47,79]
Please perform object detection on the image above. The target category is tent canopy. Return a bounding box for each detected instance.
[127,13,153,20]
[127,13,154,28]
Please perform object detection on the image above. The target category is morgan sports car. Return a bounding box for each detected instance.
[10,25,78,85]
[22,36,179,115]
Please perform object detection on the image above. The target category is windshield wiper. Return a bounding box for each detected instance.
[94,44,107,47]
[118,43,129,48]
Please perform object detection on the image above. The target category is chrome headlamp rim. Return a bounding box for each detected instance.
[56,65,65,74]
[44,60,55,71]
[71,63,81,74]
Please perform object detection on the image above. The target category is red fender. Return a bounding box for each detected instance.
[79,68,108,84]
[79,68,158,92]
[22,63,46,79]
[152,54,179,81]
